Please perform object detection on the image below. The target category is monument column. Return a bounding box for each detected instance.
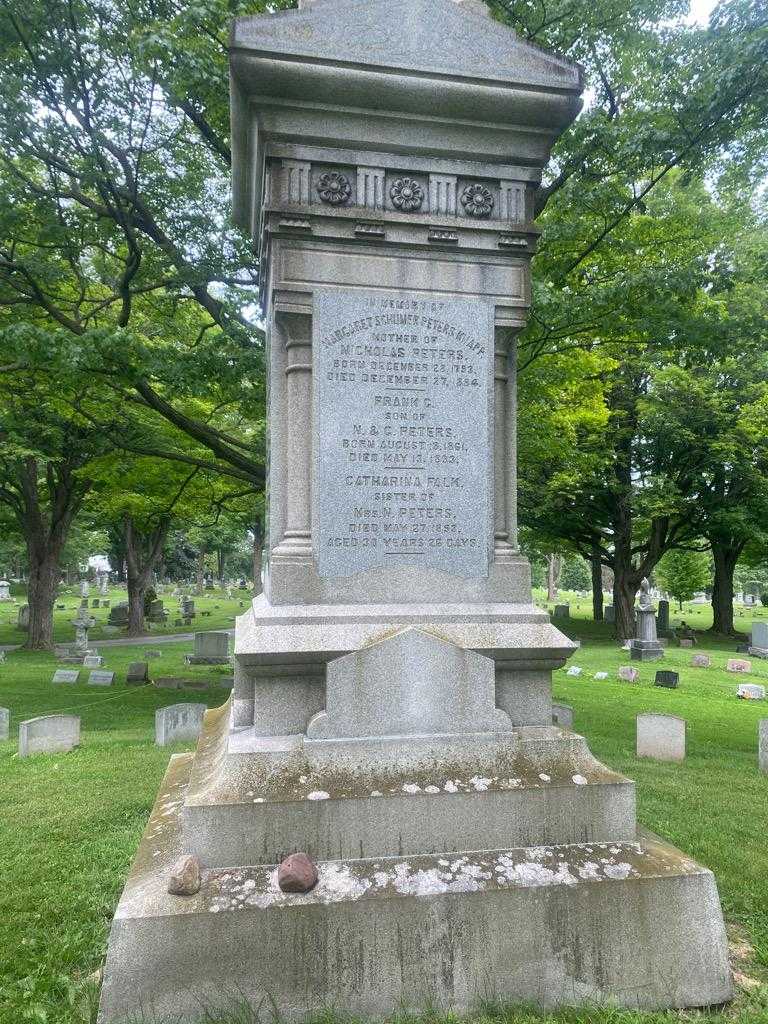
[273,310,312,559]
[505,330,520,552]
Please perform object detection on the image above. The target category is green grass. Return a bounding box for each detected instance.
[0,583,247,645]
[1,634,767,1024]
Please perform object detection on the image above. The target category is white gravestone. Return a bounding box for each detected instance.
[19,715,80,757]
[155,703,207,747]
[737,683,765,700]
[313,289,493,579]
[0,707,8,740]
[0,580,10,600]
[636,714,686,762]
[759,720,768,774]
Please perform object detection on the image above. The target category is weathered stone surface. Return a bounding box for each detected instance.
[155,703,207,746]
[679,638,694,648]
[737,683,765,700]
[551,702,573,727]
[313,289,493,580]
[654,671,679,689]
[553,604,569,619]
[19,715,80,757]
[618,666,639,683]
[636,714,685,762]
[760,720,768,774]
[17,605,29,630]
[278,852,318,893]
[187,631,230,664]
[126,662,149,685]
[727,659,751,673]
[88,671,115,687]
[691,654,711,668]
[168,854,201,896]
[0,707,9,741]
[52,669,80,684]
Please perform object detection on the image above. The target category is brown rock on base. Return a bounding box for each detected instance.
[278,852,318,893]
[168,854,201,896]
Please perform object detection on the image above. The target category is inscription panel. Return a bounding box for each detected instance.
[313,288,493,577]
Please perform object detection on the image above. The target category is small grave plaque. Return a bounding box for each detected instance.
[144,650,163,659]
[691,654,711,668]
[52,669,80,685]
[566,666,582,677]
[83,655,103,668]
[636,713,686,762]
[593,671,608,680]
[88,670,115,687]
[618,666,639,683]
[727,659,751,673]
[654,670,679,689]
[313,288,493,579]
[737,683,765,700]
[552,702,573,728]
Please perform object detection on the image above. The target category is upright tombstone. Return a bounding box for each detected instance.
[553,604,570,620]
[0,707,9,741]
[155,703,207,746]
[630,579,664,661]
[759,720,768,774]
[656,599,670,636]
[98,4,731,1021]
[749,620,768,658]
[19,715,80,757]
[636,713,686,762]
[0,580,10,601]
[17,605,29,631]
[186,631,230,665]
[604,604,615,623]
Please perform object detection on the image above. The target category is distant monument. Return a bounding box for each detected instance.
[630,578,664,661]
[98,3,731,1021]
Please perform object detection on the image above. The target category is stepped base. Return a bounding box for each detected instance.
[98,754,733,1024]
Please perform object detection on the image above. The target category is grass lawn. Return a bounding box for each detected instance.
[1,625,767,1024]
[0,583,248,646]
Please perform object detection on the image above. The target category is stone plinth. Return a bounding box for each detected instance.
[630,609,664,661]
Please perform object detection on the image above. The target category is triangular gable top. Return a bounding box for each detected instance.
[231,0,582,93]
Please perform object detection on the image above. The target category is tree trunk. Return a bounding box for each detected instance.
[591,546,603,621]
[546,553,561,602]
[217,547,226,585]
[124,515,169,638]
[252,522,263,595]
[25,550,59,650]
[613,570,640,642]
[710,541,742,636]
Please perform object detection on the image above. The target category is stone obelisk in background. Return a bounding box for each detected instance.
[98,1,732,1019]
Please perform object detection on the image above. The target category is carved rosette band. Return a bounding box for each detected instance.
[390,177,424,211]
[316,171,351,205]
[460,183,495,218]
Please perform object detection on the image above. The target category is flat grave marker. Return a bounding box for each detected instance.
[52,669,80,685]
[691,654,711,668]
[737,683,765,700]
[88,671,115,687]
[727,659,752,673]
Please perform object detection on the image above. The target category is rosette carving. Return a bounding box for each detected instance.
[390,177,424,212]
[460,183,495,218]
[316,171,351,205]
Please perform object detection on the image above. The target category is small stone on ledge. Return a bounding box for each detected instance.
[278,852,318,893]
[168,854,201,896]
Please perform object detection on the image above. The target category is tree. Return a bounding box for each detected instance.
[656,548,711,609]
[560,555,592,592]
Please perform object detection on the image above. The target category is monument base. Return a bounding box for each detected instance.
[97,754,732,1024]
[630,639,664,661]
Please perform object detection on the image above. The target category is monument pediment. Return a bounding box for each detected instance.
[231,0,582,92]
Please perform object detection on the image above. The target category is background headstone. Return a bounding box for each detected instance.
[52,669,80,685]
[0,580,11,600]
[19,715,80,757]
[691,654,711,668]
[17,605,29,631]
[727,659,751,673]
[759,720,768,774]
[126,662,149,685]
[88,670,115,687]
[553,604,570,620]
[604,604,615,623]
[83,654,103,668]
[636,713,686,762]
[654,670,679,689]
[749,621,768,656]
[187,631,230,664]
[551,702,573,728]
[737,683,765,700]
[0,707,9,740]
[656,599,670,635]
[618,666,639,683]
[155,703,207,746]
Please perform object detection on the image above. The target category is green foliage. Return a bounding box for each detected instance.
[655,548,711,607]
[560,556,591,592]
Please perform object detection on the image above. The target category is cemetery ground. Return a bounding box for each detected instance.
[1,624,768,1024]
[0,583,243,646]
